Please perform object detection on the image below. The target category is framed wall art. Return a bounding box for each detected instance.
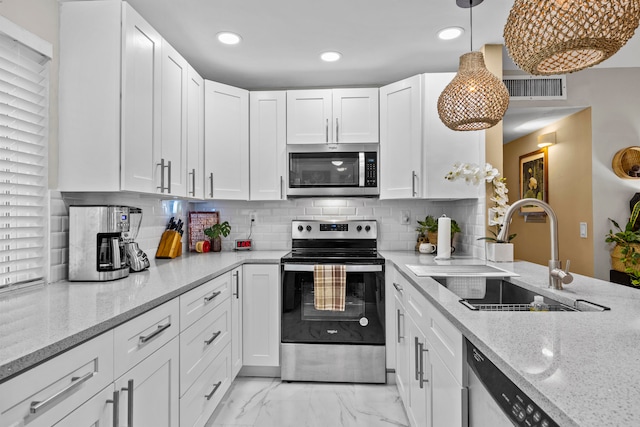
[519,148,548,214]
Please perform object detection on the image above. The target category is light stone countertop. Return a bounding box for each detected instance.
[0,250,287,382]
[380,250,640,427]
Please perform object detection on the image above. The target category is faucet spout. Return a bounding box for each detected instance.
[496,198,572,289]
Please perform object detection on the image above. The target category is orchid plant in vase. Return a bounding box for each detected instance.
[445,162,516,261]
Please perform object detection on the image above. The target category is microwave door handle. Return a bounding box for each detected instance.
[359,152,365,186]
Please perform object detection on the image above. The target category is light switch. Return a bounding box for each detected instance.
[580,222,588,238]
[401,210,411,225]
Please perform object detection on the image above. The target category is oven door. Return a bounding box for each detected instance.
[281,263,385,345]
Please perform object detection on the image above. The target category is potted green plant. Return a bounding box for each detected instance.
[415,215,460,250]
[606,201,640,285]
[204,221,232,252]
[478,224,517,262]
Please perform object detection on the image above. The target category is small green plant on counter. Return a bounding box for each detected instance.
[204,221,232,240]
[416,215,461,238]
[477,225,517,244]
[606,201,640,285]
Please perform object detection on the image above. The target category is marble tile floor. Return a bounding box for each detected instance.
[205,377,410,427]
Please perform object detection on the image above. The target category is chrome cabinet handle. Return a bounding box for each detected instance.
[204,290,222,302]
[205,381,222,400]
[121,379,134,427]
[167,160,172,194]
[139,322,171,344]
[189,168,196,196]
[30,371,96,414]
[157,158,171,193]
[397,309,404,343]
[107,390,120,427]
[418,342,429,389]
[392,282,403,292]
[336,118,339,143]
[205,331,222,345]
[325,118,329,143]
[412,170,417,197]
[233,271,240,299]
[209,172,214,198]
[414,336,420,381]
[280,176,284,199]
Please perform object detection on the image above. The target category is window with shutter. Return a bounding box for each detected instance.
[0,22,51,292]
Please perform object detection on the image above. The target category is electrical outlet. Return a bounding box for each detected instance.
[250,211,257,222]
[580,222,587,238]
[401,210,411,225]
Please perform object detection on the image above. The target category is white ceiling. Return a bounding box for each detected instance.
[125,0,640,140]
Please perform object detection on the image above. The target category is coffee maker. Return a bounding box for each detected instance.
[69,205,130,281]
[123,207,150,272]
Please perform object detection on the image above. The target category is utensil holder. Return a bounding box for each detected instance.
[156,230,182,259]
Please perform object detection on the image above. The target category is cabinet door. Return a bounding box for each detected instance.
[187,65,205,199]
[160,41,188,196]
[53,385,115,427]
[231,267,243,378]
[242,264,280,367]
[249,91,287,200]
[395,293,409,406]
[423,73,482,199]
[379,74,423,199]
[430,349,465,427]
[286,89,332,144]
[115,337,180,427]
[204,81,249,200]
[332,88,379,143]
[407,316,431,427]
[121,2,162,193]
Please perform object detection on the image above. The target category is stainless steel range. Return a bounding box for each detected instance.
[280,219,385,384]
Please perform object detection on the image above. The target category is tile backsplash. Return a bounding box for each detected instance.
[51,191,486,283]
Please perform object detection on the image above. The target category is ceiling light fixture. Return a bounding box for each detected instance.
[437,0,510,131]
[217,32,242,45]
[437,27,464,40]
[504,0,640,75]
[537,132,557,148]
[320,51,341,62]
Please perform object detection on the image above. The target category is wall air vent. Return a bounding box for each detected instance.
[503,75,567,101]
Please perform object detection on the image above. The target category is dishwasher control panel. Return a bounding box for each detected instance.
[465,338,559,427]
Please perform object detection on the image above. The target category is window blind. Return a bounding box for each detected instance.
[0,32,50,291]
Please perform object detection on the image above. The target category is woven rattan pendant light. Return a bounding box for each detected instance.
[437,0,510,131]
[504,0,640,75]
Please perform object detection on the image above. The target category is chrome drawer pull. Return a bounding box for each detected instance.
[419,342,429,389]
[30,371,95,414]
[397,309,404,343]
[205,381,222,400]
[393,282,403,292]
[139,322,171,344]
[107,390,120,427]
[205,331,222,345]
[121,379,134,427]
[204,290,222,302]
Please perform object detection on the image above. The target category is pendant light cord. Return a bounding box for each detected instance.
[469,0,473,51]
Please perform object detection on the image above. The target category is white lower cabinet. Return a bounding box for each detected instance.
[242,264,280,368]
[392,268,466,427]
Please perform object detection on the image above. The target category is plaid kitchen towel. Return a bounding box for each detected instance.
[313,264,346,311]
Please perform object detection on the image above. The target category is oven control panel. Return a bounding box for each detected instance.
[292,220,377,239]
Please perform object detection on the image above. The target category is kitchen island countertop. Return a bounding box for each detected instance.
[381,250,640,427]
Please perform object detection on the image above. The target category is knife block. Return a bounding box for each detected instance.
[156,230,182,259]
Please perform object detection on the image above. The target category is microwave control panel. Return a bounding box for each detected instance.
[365,152,378,187]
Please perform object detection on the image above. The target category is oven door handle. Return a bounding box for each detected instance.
[282,264,383,273]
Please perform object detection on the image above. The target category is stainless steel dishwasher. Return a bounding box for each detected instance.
[465,338,560,427]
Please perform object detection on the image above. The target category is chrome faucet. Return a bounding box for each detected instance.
[496,198,573,290]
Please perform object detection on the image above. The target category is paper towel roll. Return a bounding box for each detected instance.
[435,215,451,259]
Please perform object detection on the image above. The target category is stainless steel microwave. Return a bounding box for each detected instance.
[287,144,379,197]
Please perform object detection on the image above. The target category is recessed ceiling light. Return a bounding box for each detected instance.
[217,32,242,45]
[320,51,341,62]
[437,27,464,40]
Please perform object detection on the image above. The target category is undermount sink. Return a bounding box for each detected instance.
[435,278,610,312]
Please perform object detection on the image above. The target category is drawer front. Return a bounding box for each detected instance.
[180,272,231,331]
[180,344,231,427]
[426,304,463,383]
[180,298,231,396]
[0,331,114,427]
[114,298,179,378]
[53,384,115,427]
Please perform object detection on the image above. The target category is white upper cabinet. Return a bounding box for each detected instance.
[422,73,482,199]
[160,42,189,197]
[286,88,379,144]
[379,74,423,199]
[249,91,287,201]
[204,81,249,200]
[186,66,205,199]
[59,1,162,193]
